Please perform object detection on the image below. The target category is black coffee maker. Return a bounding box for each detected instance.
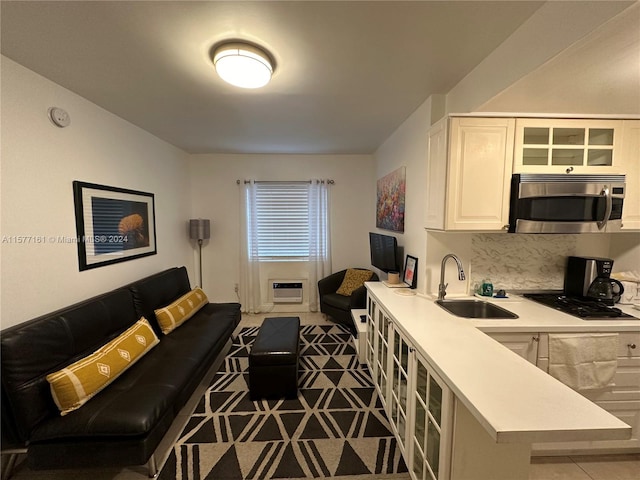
[565,256,624,305]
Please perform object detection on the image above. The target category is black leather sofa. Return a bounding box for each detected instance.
[0,266,241,478]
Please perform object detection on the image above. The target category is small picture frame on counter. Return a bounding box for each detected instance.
[403,255,418,289]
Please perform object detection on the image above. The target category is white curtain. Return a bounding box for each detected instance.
[308,180,332,311]
[239,181,262,313]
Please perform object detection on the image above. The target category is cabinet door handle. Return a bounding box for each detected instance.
[628,343,637,350]
[532,336,539,342]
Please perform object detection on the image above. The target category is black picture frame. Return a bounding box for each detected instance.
[403,255,418,289]
[73,181,157,271]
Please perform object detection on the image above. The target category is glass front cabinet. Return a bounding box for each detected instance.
[514,119,622,174]
[410,352,453,480]
[366,297,377,372]
[372,300,392,409]
[389,325,411,455]
[366,295,453,480]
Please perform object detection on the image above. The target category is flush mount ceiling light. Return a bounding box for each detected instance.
[212,42,274,89]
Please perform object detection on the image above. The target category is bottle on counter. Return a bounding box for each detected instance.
[481,278,494,297]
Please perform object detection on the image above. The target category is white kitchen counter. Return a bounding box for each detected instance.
[365,282,634,445]
[464,293,640,333]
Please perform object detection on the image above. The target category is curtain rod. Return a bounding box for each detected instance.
[236,179,335,185]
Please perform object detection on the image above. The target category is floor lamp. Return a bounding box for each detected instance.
[189,219,210,288]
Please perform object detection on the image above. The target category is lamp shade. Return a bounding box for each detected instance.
[189,219,210,241]
[213,42,273,89]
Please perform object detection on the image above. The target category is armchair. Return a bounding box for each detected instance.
[318,268,378,334]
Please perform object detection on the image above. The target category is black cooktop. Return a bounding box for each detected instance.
[524,293,637,320]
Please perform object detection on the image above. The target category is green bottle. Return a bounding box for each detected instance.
[482,278,494,297]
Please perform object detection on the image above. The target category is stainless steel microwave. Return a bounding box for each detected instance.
[508,174,625,233]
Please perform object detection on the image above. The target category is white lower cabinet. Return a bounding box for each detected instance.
[486,332,539,364]
[365,297,377,376]
[409,352,453,480]
[372,300,392,410]
[389,326,411,455]
[533,332,640,454]
[490,330,640,454]
[367,296,453,479]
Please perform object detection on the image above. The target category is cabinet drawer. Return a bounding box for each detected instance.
[538,332,640,358]
[537,357,640,402]
[487,332,538,364]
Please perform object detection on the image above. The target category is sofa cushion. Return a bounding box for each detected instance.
[128,267,191,335]
[0,287,138,441]
[154,288,208,334]
[336,269,373,296]
[30,306,238,442]
[46,318,159,415]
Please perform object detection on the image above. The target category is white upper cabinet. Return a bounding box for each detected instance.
[514,118,623,174]
[425,118,448,229]
[428,115,637,232]
[426,117,515,231]
[619,120,640,230]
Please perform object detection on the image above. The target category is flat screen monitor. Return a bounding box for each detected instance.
[369,232,399,273]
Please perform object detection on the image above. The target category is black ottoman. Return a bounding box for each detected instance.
[249,316,300,400]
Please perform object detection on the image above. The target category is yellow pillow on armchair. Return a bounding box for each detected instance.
[336,269,373,296]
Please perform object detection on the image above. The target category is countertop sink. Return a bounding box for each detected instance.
[436,299,518,319]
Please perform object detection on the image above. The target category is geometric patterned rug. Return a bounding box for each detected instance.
[159,324,408,479]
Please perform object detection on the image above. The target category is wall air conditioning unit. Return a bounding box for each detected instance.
[272,282,303,303]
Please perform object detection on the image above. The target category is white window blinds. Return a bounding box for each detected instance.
[255,182,311,258]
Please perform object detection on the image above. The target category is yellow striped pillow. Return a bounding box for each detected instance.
[154,288,208,334]
[46,317,159,416]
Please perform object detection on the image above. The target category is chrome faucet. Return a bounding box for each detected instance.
[438,254,466,300]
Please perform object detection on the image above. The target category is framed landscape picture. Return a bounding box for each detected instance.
[73,181,156,271]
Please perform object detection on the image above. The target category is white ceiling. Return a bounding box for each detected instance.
[0,1,632,154]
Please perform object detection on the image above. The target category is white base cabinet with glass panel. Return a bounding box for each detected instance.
[366,295,532,480]
[365,283,634,479]
[367,296,454,480]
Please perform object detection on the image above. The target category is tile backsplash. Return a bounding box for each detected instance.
[470,234,578,292]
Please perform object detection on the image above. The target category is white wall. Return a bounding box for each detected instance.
[610,234,640,274]
[445,1,635,116]
[373,97,442,293]
[378,2,640,297]
[188,153,375,309]
[414,2,640,297]
[477,3,640,115]
[0,57,192,328]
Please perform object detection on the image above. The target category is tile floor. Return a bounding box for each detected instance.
[530,455,640,480]
[3,312,639,480]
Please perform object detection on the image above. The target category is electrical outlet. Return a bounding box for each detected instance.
[234,283,239,293]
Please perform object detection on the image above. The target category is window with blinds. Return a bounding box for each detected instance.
[255,182,311,258]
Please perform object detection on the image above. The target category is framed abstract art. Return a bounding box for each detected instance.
[376,166,405,233]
